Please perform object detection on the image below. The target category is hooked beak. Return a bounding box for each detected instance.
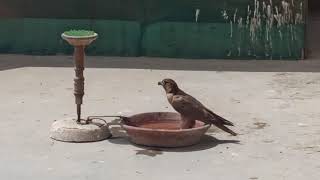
[158,81,163,86]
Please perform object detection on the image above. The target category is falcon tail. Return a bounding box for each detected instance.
[215,123,237,136]
[214,114,234,126]
[206,108,234,126]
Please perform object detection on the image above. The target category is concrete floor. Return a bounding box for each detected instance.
[0,55,320,180]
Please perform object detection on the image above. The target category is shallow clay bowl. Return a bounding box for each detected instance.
[61,33,98,46]
[122,112,211,148]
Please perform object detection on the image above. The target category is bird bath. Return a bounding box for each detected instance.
[122,112,211,147]
[50,30,112,142]
[61,30,98,122]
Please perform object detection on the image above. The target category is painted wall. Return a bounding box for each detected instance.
[0,0,305,59]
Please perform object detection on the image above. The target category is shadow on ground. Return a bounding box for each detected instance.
[1,54,320,72]
[109,135,239,156]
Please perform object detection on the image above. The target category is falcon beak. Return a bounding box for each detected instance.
[158,81,163,86]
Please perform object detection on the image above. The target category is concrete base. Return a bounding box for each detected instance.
[50,118,111,142]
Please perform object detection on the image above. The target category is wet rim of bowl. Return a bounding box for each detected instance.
[122,112,211,132]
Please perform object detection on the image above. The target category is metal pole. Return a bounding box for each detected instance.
[73,46,85,122]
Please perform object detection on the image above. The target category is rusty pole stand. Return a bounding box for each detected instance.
[51,33,112,143]
[73,46,85,122]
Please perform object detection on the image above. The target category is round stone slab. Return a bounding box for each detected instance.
[50,118,111,142]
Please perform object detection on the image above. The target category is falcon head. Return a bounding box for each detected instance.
[158,78,179,93]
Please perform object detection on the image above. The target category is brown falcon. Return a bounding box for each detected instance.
[158,78,237,136]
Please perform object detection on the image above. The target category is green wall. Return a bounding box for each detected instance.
[0,0,306,59]
[0,19,141,56]
[142,22,304,59]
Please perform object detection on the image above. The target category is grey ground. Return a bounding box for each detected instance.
[1,54,320,180]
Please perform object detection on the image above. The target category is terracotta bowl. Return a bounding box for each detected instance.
[122,112,211,148]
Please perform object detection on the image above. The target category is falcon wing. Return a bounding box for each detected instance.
[170,94,237,136]
[170,94,209,120]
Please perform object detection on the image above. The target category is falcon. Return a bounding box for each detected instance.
[158,78,237,136]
